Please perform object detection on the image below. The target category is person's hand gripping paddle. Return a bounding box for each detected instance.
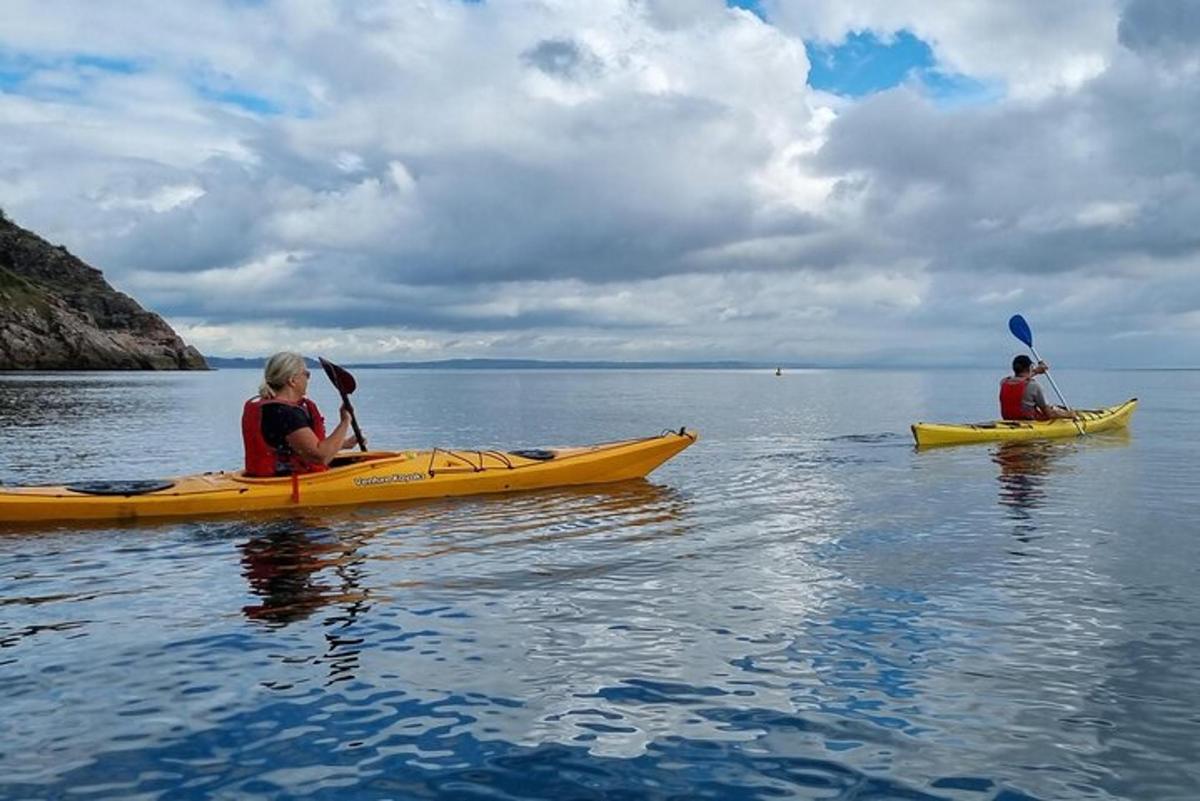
[318,357,368,452]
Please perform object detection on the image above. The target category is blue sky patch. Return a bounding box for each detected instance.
[806,30,932,96]
[73,55,140,74]
[188,65,285,115]
[0,47,288,116]
[921,68,1003,106]
[0,65,25,93]
[726,0,765,19]
[195,83,283,115]
[0,50,143,97]
[805,30,998,103]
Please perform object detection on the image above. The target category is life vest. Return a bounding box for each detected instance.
[999,376,1033,420]
[241,396,329,477]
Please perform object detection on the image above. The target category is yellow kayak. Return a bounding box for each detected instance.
[912,399,1137,447]
[0,429,697,524]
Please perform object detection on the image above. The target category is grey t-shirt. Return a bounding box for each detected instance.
[1021,380,1048,416]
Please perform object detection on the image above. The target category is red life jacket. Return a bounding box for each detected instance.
[241,396,329,477]
[999,377,1033,420]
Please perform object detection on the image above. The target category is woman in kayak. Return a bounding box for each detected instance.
[241,352,365,477]
[1000,355,1076,421]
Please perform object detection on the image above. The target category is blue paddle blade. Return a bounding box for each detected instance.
[1008,314,1033,347]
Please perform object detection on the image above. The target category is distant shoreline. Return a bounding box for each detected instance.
[201,357,1198,371]
[206,356,796,370]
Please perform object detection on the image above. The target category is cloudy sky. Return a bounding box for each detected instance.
[1,0,1197,365]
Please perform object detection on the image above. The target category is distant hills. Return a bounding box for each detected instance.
[205,356,786,370]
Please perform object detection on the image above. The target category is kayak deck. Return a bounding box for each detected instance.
[0,429,697,524]
[912,399,1137,447]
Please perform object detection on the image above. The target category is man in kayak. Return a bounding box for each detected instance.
[241,352,365,476]
[1000,355,1076,421]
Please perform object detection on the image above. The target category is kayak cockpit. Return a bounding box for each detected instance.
[328,450,404,469]
[63,480,177,496]
[230,450,406,483]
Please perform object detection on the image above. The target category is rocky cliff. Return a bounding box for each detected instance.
[0,213,207,370]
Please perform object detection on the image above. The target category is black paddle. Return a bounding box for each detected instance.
[318,357,368,452]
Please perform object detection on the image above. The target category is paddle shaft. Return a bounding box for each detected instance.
[1028,344,1085,435]
[336,391,368,452]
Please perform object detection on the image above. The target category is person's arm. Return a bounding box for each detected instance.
[1040,405,1076,420]
[285,407,354,465]
[1030,377,1076,419]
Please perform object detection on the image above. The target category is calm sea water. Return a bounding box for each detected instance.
[1,368,1197,800]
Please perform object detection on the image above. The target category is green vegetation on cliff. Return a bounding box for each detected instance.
[0,266,52,317]
[0,214,208,370]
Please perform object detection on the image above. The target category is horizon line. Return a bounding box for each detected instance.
[202,356,1199,371]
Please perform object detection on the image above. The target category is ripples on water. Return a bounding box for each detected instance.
[2,369,1199,800]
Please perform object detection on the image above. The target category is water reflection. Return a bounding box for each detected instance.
[0,372,225,485]
[992,433,1130,546]
[992,440,1074,551]
[240,521,370,625]
[993,441,1060,511]
[0,374,188,426]
[362,480,692,583]
[240,521,374,686]
[240,481,691,692]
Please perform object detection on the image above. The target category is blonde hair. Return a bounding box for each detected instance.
[259,351,307,399]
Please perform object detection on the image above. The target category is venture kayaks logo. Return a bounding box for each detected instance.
[353,472,427,487]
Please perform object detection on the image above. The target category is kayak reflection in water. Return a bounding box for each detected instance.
[241,523,370,684]
[241,351,367,477]
[999,354,1077,421]
[992,440,1063,547]
[993,441,1059,513]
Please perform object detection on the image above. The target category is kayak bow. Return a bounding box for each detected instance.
[911,399,1137,447]
[0,429,697,524]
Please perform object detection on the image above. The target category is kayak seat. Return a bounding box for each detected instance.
[66,480,176,496]
[509,449,556,461]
